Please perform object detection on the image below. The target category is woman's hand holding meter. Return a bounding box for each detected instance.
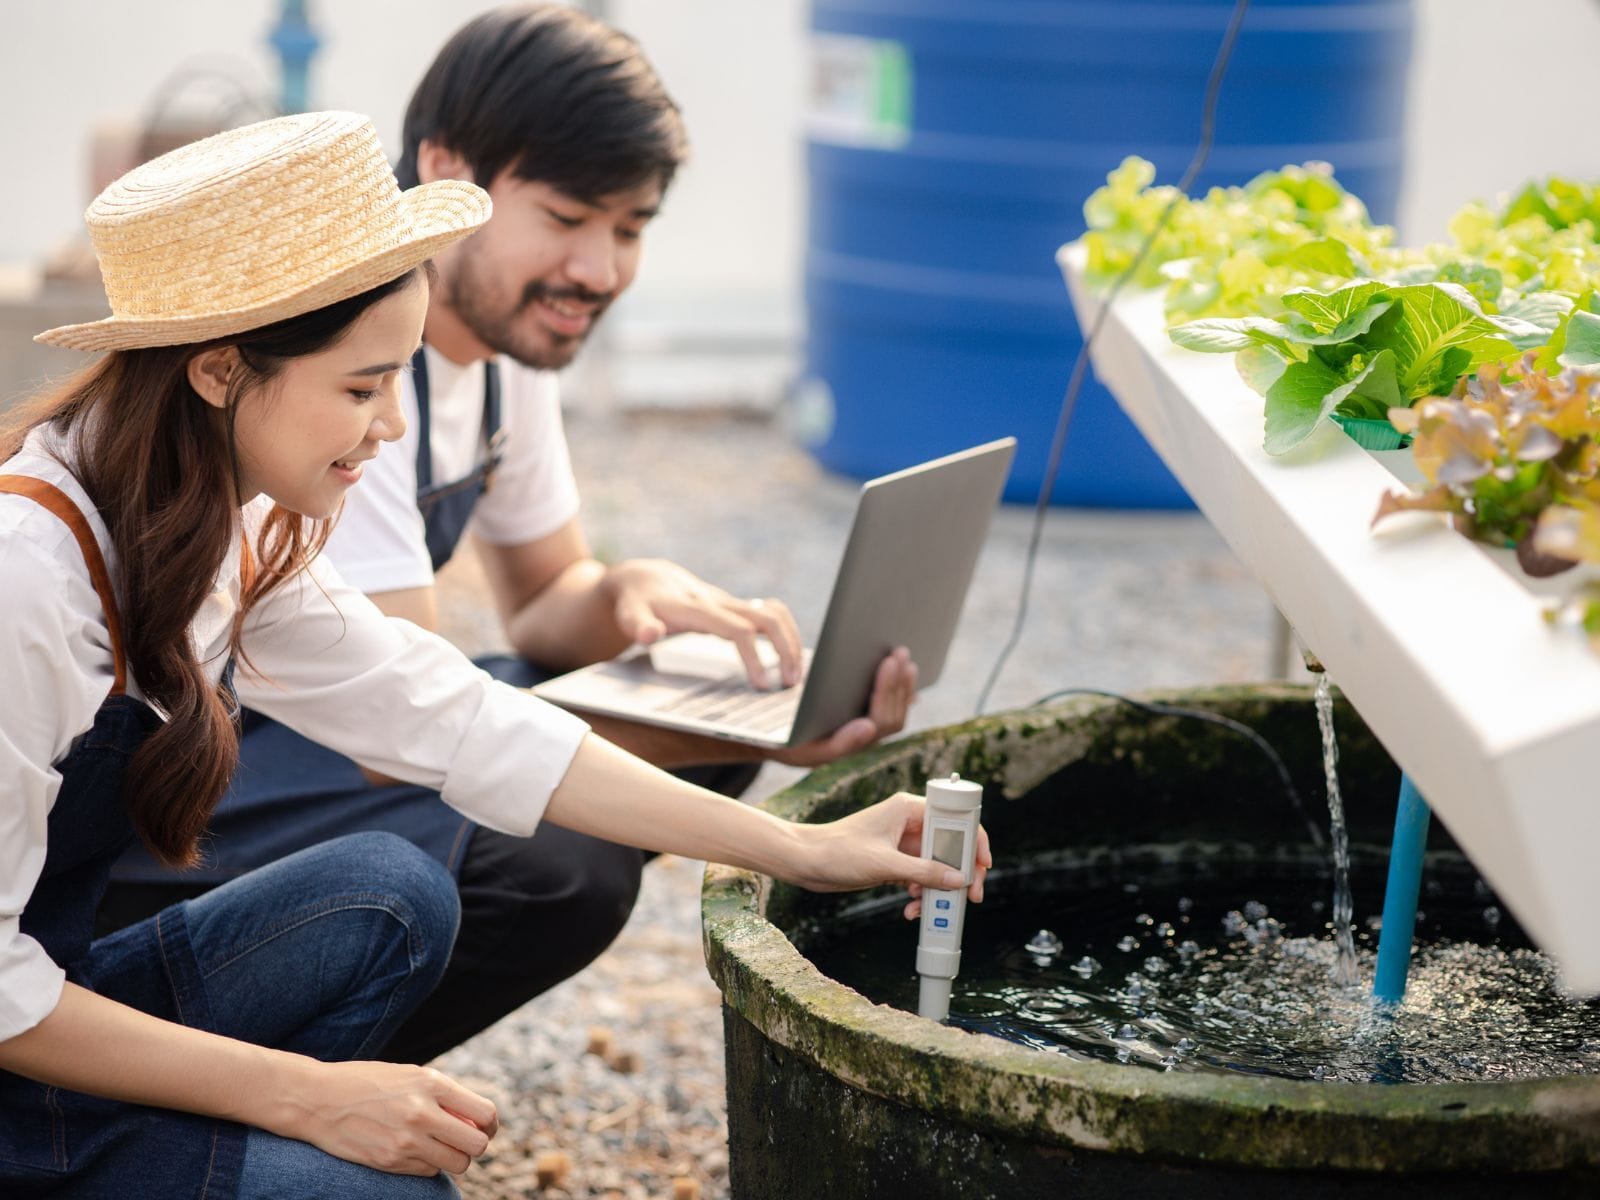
[786,791,991,915]
[546,739,988,909]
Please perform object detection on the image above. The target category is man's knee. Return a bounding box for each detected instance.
[576,836,645,944]
[461,826,642,961]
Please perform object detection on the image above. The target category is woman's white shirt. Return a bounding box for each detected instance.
[0,427,590,1042]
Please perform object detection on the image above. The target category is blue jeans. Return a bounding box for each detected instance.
[238,1132,460,1199]
[157,832,462,1197]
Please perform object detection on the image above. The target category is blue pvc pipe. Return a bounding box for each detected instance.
[1372,773,1432,1005]
[268,0,320,114]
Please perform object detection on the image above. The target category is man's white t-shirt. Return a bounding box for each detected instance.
[325,346,581,592]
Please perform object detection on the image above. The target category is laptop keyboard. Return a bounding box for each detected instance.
[650,674,800,735]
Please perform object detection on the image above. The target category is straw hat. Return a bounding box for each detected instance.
[37,110,490,351]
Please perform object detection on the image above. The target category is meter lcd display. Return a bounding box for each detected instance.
[931,826,964,870]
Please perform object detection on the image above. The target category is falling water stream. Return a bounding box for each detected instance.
[1313,673,1360,988]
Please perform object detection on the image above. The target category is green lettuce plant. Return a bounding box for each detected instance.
[1080,163,1600,459]
[1080,156,1408,321]
[1168,281,1558,455]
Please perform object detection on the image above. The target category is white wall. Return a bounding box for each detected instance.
[4,1,482,258]
[0,0,803,318]
[1398,0,1600,243]
[1,0,1597,320]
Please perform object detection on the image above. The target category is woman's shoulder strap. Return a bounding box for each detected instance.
[0,475,127,696]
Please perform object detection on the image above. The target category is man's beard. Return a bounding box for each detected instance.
[443,247,613,370]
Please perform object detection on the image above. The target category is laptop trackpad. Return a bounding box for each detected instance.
[648,632,781,684]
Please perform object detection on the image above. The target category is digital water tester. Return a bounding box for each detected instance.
[915,772,983,1021]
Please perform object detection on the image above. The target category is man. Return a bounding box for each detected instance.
[102,4,917,1063]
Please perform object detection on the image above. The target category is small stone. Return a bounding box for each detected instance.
[534,1149,572,1189]
[585,1026,614,1057]
[606,1047,641,1074]
[671,1178,701,1200]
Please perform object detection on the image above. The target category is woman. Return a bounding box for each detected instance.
[0,112,988,1198]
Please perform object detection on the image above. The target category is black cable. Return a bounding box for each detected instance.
[1030,686,1326,851]
[975,0,1253,715]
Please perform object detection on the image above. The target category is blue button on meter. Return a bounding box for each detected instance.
[935,899,951,910]
[933,917,949,929]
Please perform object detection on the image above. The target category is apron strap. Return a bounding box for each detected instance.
[413,347,504,497]
[0,474,128,696]
[412,345,434,491]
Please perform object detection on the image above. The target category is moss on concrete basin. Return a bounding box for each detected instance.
[702,686,1600,1198]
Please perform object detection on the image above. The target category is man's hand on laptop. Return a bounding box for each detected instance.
[604,558,804,688]
[769,646,918,767]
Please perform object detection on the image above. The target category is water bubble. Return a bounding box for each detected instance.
[1221,911,1247,936]
[1175,1037,1198,1054]
[1122,882,1140,894]
[1136,912,1155,926]
[1025,929,1063,959]
[1071,956,1100,978]
[1020,992,1070,1018]
[1117,935,1139,952]
[1483,906,1502,927]
[1177,940,1201,961]
[1115,1024,1138,1040]
[1311,1064,1331,1081]
[1143,956,1169,976]
[1160,1055,1178,1070]
[1473,879,1493,899]
[1177,896,1195,913]
[1243,900,1269,922]
[1115,1047,1133,1063]
[1156,922,1176,939]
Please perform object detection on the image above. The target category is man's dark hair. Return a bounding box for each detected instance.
[395,4,688,201]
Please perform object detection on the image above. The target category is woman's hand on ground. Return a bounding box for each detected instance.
[772,647,918,767]
[275,1059,497,1177]
[783,790,991,916]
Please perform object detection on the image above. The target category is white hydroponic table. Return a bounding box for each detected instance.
[1060,241,1600,993]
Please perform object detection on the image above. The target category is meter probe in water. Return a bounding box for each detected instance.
[915,772,983,1021]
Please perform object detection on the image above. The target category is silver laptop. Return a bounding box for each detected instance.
[530,437,1017,747]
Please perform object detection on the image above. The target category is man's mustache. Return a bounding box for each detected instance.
[517,281,613,312]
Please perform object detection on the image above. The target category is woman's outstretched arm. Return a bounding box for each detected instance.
[545,732,990,901]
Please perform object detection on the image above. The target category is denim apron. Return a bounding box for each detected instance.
[111,347,506,887]
[0,476,246,1198]
[413,346,505,573]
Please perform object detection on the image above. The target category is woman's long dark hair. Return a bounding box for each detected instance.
[1,268,422,867]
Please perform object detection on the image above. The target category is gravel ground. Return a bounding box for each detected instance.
[430,406,1283,1200]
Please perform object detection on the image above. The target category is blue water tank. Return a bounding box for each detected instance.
[801,0,1415,507]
